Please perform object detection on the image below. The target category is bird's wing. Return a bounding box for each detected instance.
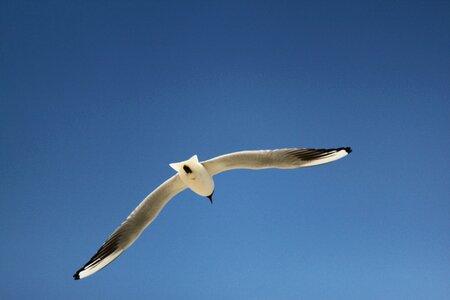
[202,147,352,176]
[73,174,186,280]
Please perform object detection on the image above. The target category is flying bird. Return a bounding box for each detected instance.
[74,147,352,279]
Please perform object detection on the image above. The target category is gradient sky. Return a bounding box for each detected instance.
[1,1,449,299]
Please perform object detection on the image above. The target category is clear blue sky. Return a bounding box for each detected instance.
[1,1,449,299]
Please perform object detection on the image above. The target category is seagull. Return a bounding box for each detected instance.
[73,147,352,280]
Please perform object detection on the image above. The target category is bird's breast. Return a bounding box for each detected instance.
[179,166,214,197]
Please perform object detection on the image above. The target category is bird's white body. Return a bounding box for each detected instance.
[74,147,352,280]
[169,155,214,197]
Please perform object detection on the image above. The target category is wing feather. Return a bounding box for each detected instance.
[73,175,186,280]
[202,147,352,175]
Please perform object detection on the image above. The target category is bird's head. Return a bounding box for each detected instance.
[169,155,200,180]
[170,155,214,202]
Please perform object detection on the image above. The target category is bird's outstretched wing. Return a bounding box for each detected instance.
[201,147,352,176]
[73,175,186,280]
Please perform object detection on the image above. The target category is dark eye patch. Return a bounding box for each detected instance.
[183,165,193,174]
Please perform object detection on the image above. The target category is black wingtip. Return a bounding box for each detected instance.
[337,147,352,154]
[73,267,84,280]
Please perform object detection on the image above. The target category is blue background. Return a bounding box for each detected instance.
[1,1,449,299]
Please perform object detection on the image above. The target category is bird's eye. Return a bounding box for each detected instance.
[183,165,193,174]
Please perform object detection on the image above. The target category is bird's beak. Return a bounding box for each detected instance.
[207,192,213,204]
